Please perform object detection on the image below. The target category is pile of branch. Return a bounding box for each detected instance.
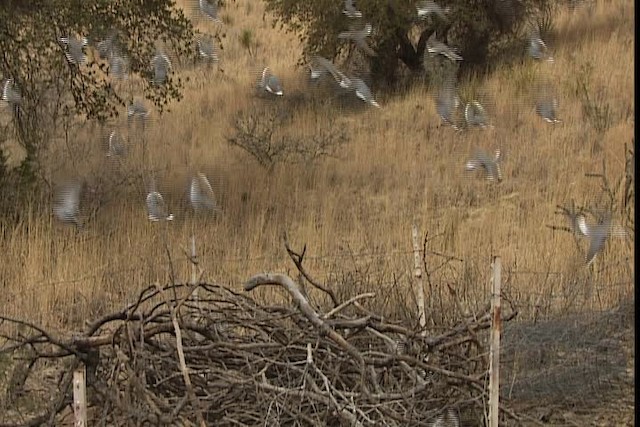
[1,244,522,426]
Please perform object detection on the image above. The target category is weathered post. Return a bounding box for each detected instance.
[412,224,427,334]
[489,256,502,427]
[73,365,87,427]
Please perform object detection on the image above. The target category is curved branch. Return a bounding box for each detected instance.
[323,293,375,320]
[283,233,339,307]
[244,273,365,369]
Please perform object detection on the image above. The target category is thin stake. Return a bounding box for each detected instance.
[72,365,87,427]
[489,256,502,427]
[412,224,427,334]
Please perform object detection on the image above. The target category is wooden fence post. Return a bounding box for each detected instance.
[411,224,427,334]
[73,365,87,427]
[489,256,502,427]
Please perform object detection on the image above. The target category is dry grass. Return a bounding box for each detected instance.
[0,0,634,331]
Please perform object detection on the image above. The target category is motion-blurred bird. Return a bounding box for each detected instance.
[127,99,150,128]
[59,35,89,65]
[199,0,221,22]
[96,32,117,60]
[528,30,554,62]
[416,1,449,21]
[257,67,284,96]
[146,190,174,222]
[436,84,462,129]
[465,148,503,182]
[343,0,363,18]
[343,77,380,108]
[309,55,347,86]
[427,33,462,61]
[464,100,491,129]
[197,36,218,62]
[128,99,149,118]
[556,204,590,237]
[190,172,218,213]
[109,53,129,80]
[2,79,22,106]
[106,130,126,157]
[338,23,376,56]
[576,212,627,266]
[53,181,83,228]
[151,51,172,85]
[428,408,460,427]
[536,96,561,123]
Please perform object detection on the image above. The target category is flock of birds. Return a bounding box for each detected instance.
[2,1,228,228]
[0,0,626,266]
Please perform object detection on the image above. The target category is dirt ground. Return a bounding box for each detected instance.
[503,302,634,426]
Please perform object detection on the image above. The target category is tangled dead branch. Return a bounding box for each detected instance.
[1,244,523,426]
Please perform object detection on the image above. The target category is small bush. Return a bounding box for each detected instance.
[227,103,349,170]
[239,29,257,57]
[574,62,612,134]
[222,14,233,25]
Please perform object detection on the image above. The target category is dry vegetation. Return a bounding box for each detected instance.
[0,0,634,423]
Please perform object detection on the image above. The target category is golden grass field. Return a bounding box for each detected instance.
[0,0,634,333]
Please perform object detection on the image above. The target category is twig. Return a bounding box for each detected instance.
[153,283,207,427]
[322,293,375,319]
[283,232,339,306]
[306,343,366,426]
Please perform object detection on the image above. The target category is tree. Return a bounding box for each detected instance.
[0,0,196,187]
[264,0,550,86]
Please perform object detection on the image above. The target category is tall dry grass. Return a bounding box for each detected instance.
[0,0,634,330]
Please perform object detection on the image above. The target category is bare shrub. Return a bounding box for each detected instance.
[584,144,635,231]
[574,61,613,134]
[227,102,349,170]
[239,28,258,57]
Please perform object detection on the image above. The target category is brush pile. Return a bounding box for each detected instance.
[1,253,524,426]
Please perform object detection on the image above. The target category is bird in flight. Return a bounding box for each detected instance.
[465,148,503,183]
[190,172,219,213]
[577,212,627,266]
[257,67,284,96]
[343,0,363,18]
[146,190,174,222]
[59,35,89,65]
[53,180,84,228]
[338,23,377,57]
